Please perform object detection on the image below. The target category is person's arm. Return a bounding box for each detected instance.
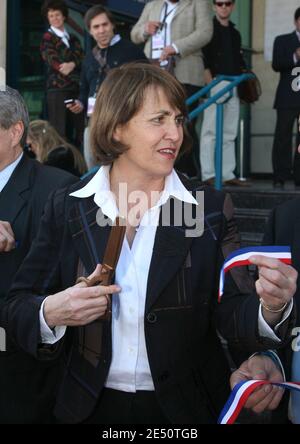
[69,35,84,68]
[237,32,247,71]
[130,3,154,44]
[172,0,213,58]
[272,35,300,72]
[59,37,84,77]
[203,68,213,85]
[216,195,296,353]
[40,32,62,72]
[230,353,285,414]
[249,254,297,327]
[0,221,16,252]
[1,188,121,359]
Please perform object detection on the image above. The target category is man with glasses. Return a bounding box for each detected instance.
[200,0,247,187]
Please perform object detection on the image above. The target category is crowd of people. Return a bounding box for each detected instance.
[1,0,300,426]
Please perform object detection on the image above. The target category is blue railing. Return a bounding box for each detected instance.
[187,73,255,190]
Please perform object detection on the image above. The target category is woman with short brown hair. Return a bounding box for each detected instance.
[4,63,257,425]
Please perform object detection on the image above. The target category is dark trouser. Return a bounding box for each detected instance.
[47,89,85,149]
[272,108,300,183]
[83,389,170,424]
[175,84,201,179]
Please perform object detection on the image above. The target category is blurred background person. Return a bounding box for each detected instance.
[40,0,84,148]
[131,0,213,178]
[27,120,87,177]
[0,86,77,424]
[200,0,247,187]
[68,5,147,169]
[272,7,300,189]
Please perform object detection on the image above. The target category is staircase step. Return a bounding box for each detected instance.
[223,181,300,247]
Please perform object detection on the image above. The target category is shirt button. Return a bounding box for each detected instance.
[147,312,157,324]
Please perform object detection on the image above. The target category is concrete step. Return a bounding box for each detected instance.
[224,181,300,246]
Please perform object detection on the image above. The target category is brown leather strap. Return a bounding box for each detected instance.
[76,217,126,320]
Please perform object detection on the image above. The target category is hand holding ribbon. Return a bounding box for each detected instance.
[219,354,300,424]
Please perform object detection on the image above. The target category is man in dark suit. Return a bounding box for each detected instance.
[0,86,77,423]
[272,7,300,188]
[228,196,300,423]
[1,65,296,425]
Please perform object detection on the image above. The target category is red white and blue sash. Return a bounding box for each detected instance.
[218,379,300,424]
[218,246,292,302]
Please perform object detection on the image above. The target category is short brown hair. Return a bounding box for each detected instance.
[41,0,69,21]
[90,63,192,165]
[84,5,115,30]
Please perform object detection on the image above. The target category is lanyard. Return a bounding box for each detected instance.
[161,3,177,27]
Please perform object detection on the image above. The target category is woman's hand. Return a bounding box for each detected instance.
[43,265,121,328]
[59,62,76,77]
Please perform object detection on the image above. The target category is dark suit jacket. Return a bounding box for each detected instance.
[262,198,300,422]
[202,17,245,77]
[272,31,300,109]
[0,154,78,423]
[2,173,290,424]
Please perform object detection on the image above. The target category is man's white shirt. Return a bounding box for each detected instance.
[0,153,23,192]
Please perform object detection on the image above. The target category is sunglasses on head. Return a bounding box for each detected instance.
[215,1,233,7]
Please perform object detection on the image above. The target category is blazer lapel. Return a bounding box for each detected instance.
[0,154,31,223]
[68,198,111,276]
[153,0,166,20]
[172,0,191,21]
[145,199,195,311]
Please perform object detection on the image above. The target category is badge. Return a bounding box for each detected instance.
[87,97,96,117]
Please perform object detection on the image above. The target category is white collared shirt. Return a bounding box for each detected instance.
[50,26,70,48]
[109,34,122,47]
[0,153,23,193]
[40,166,197,392]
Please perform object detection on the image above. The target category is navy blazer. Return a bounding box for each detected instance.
[272,31,300,109]
[2,173,292,424]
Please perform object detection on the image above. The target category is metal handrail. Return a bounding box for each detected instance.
[186,73,255,190]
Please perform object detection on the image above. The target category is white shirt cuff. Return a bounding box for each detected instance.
[39,298,67,345]
[258,299,294,342]
[172,43,179,54]
[249,350,286,381]
[294,53,299,65]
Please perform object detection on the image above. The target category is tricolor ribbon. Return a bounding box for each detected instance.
[218,379,300,424]
[218,246,292,302]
